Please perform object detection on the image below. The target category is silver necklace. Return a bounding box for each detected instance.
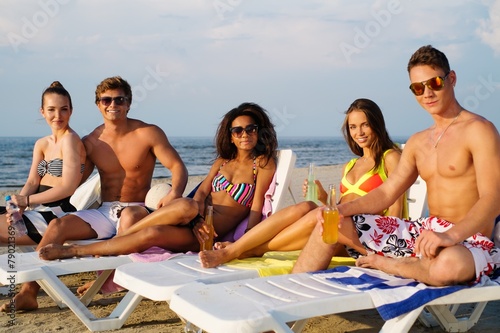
[433,110,463,148]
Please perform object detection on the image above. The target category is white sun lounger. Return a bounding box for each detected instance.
[166,171,499,333]
[169,268,500,333]
[113,158,430,330]
[0,149,297,332]
[0,251,134,331]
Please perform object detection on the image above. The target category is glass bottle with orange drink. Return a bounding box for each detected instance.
[200,205,214,251]
[322,184,339,244]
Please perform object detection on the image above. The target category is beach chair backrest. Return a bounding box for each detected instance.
[401,144,428,219]
[271,149,297,213]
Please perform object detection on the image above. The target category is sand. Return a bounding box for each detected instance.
[1,165,499,332]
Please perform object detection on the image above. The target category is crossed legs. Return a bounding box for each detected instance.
[293,215,477,286]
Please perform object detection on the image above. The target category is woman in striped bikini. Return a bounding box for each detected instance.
[0,81,86,245]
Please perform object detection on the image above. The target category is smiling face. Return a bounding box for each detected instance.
[230,115,258,151]
[97,89,130,120]
[409,65,456,116]
[347,109,374,149]
[41,93,72,131]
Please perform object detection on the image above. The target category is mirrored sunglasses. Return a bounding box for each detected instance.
[99,96,128,106]
[409,72,450,96]
[230,124,258,137]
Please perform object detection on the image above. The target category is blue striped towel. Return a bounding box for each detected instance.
[311,266,499,320]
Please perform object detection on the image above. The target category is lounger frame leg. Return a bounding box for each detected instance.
[79,269,114,306]
[38,267,144,331]
[425,302,488,332]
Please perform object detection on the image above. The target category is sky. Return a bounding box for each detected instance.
[0,0,499,140]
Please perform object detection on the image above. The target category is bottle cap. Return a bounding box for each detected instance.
[5,195,11,201]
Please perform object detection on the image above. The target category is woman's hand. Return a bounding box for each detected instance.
[5,211,13,225]
[302,178,308,198]
[192,216,218,244]
[302,179,327,204]
[12,194,29,210]
[191,216,206,244]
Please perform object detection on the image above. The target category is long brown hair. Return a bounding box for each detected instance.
[342,98,400,171]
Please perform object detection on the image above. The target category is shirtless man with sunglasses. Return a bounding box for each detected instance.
[3,76,188,312]
[293,45,500,287]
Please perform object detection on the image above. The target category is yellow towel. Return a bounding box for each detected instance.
[225,250,356,277]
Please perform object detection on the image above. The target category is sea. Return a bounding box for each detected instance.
[0,136,408,190]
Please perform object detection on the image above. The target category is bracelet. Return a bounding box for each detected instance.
[26,195,30,207]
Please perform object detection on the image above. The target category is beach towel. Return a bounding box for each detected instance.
[225,250,355,277]
[311,265,500,321]
[99,247,196,294]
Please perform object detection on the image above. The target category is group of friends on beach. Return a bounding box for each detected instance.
[1,45,499,317]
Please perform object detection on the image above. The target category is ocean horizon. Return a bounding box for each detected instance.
[1,135,408,189]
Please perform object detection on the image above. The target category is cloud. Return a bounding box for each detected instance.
[477,0,500,55]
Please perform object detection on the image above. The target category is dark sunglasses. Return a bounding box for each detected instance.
[409,72,450,96]
[230,124,258,137]
[98,96,128,106]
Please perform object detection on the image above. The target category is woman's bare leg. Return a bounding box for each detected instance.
[199,201,317,268]
[1,215,97,312]
[39,224,199,260]
[120,198,198,236]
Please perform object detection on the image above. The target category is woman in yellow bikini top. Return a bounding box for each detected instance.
[338,99,407,218]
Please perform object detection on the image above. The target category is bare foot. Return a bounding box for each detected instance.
[0,282,39,312]
[214,241,232,250]
[77,280,95,296]
[39,244,78,260]
[199,248,234,268]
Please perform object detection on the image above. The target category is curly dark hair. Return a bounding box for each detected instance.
[94,76,132,105]
[407,45,450,74]
[341,98,400,171]
[215,102,277,165]
[41,81,72,109]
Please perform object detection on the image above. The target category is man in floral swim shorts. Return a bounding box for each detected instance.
[293,45,500,287]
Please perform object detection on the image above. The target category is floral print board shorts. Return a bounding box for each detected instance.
[347,215,500,281]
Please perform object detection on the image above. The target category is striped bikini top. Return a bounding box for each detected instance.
[211,159,257,208]
[37,158,85,177]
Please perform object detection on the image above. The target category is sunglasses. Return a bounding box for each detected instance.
[409,72,450,96]
[98,96,128,106]
[230,124,258,137]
